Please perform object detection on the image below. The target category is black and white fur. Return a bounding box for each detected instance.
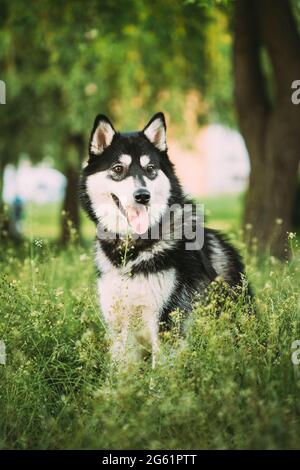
[80,113,249,366]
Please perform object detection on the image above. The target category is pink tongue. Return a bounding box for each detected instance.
[126,206,149,234]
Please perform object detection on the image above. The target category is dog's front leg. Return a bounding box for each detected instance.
[151,337,159,369]
[145,312,159,369]
[110,318,129,365]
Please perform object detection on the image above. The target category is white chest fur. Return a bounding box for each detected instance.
[95,243,176,364]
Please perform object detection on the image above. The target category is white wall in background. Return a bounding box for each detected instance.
[3,160,66,204]
[203,124,250,196]
[168,124,250,197]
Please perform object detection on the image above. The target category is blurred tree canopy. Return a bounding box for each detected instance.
[1,0,222,241]
[0,0,212,148]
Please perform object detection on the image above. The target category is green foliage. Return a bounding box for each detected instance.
[202,7,235,126]
[0,233,299,449]
[0,0,211,171]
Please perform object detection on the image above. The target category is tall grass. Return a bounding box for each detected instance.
[0,229,299,449]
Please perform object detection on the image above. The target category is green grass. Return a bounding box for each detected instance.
[23,202,95,242]
[1,199,300,449]
[202,193,244,231]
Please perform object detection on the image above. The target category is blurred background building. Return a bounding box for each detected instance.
[3,124,249,205]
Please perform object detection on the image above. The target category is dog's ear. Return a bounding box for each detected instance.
[143,112,167,152]
[89,114,115,156]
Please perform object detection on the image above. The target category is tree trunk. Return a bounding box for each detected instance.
[234,0,300,258]
[61,166,81,244]
[60,134,85,244]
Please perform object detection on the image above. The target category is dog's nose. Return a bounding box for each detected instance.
[134,188,150,205]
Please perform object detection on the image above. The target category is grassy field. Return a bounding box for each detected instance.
[1,196,300,449]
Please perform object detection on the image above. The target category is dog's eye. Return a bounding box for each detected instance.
[146,164,155,173]
[112,165,124,174]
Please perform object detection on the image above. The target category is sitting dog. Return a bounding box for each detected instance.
[80,113,250,366]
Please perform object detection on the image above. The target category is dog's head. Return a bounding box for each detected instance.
[82,113,181,236]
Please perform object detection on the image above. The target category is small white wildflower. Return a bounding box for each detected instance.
[34,238,43,248]
[276,218,283,225]
[81,329,93,342]
[80,313,89,323]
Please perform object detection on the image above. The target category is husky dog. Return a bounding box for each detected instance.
[80,113,249,366]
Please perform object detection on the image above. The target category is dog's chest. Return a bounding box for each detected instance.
[95,244,176,323]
